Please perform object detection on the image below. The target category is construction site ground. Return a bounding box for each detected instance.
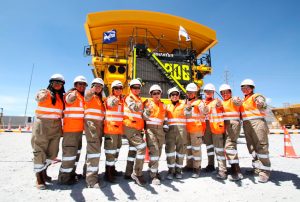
[0,132,299,202]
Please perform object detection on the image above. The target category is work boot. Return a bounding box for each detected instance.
[131,174,146,186]
[112,165,123,176]
[175,171,183,179]
[105,166,116,183]
[258,172,269,183]
[58,174,78,185]
[151,176,161,185]
[166,170,174,180]
[71,171,84,180]
[191,168,201,178]
[216,171,227,180]
[205,164,215,172]
[124,174,132,180]
[182,165,193,172]
[87,181,107,188]
[36,172,46,190]
[42,169,52,183]
[229,164,243,181]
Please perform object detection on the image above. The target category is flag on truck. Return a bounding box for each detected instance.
[103,29,117,44]
[178,26,191,41]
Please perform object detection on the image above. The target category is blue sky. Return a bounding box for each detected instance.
[0,0,299,116]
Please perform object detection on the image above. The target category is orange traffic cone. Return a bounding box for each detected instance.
[282,127,300,158]
[7,123,11,131]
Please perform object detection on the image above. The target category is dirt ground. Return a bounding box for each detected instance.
[0,132,299,202]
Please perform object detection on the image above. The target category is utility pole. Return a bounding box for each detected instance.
[0,108,3,129]
[24,64,34,126]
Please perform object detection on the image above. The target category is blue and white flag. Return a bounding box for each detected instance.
[178,26,191,41]
[103,29,117,44]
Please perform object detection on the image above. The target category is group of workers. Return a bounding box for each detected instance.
[31,74,271,190]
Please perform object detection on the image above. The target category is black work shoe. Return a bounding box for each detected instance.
[175,173,183,179]
[42,170,52,183]
[191,168,201,178]
[205,165,215,172]
[182,166,193,172]
[112,166,123,176]
[124,174,132,180]
[131,174,146,186]
[166,172,174,180]
[58,175,78,185]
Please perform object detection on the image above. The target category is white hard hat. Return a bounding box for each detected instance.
[241,79,255,87]
[91,78,104,86]
[168,87,180,97]
[203,83,216,91]
[186,83,198,92]
[129,79,142,87]
[73,75,87,85]
[49,74,65,84]
[111,80,123,89]
[149,84,162,94]
[219,84,231,92]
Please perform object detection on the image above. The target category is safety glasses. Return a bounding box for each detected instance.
[52,81,64,85]
[151,91,161,96]
[131,86,141,90]
[113,87,123,90]
[77,82,87,87]
[170,93,179,97]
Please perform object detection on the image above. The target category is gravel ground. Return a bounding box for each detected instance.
[0,132,299,202]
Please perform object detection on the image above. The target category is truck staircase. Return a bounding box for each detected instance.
[145,48,186,93]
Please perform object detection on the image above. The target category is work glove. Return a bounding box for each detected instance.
[255,96,267,110]
[200,103,209,115]
[215,98,222,108]
[66,91,77,103]
[36,89,48,102]
[112,97,119,106]
[133,101,143,112]
[232,96,243,106]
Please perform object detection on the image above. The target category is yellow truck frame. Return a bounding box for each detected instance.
[84,10,217,98]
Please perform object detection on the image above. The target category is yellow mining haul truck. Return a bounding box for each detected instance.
[84,10,217,99]
[272,104,300,129]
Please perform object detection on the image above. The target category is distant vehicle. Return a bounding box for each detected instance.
[271,104,300,129]
[83,10,217,100]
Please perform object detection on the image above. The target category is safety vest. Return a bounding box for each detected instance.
[84,94,105,121]
[144,99,166,126]
[207,99,225,134]
[35,90,63,119]
[241,93,266,121]
[166,100,186,126]
[123,92,144,130]
[104,95,124,135]
[186,99,204,133]
[222,98,241,121]
[63,90,85,133]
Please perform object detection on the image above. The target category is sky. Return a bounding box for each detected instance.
[0,0,299,116]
